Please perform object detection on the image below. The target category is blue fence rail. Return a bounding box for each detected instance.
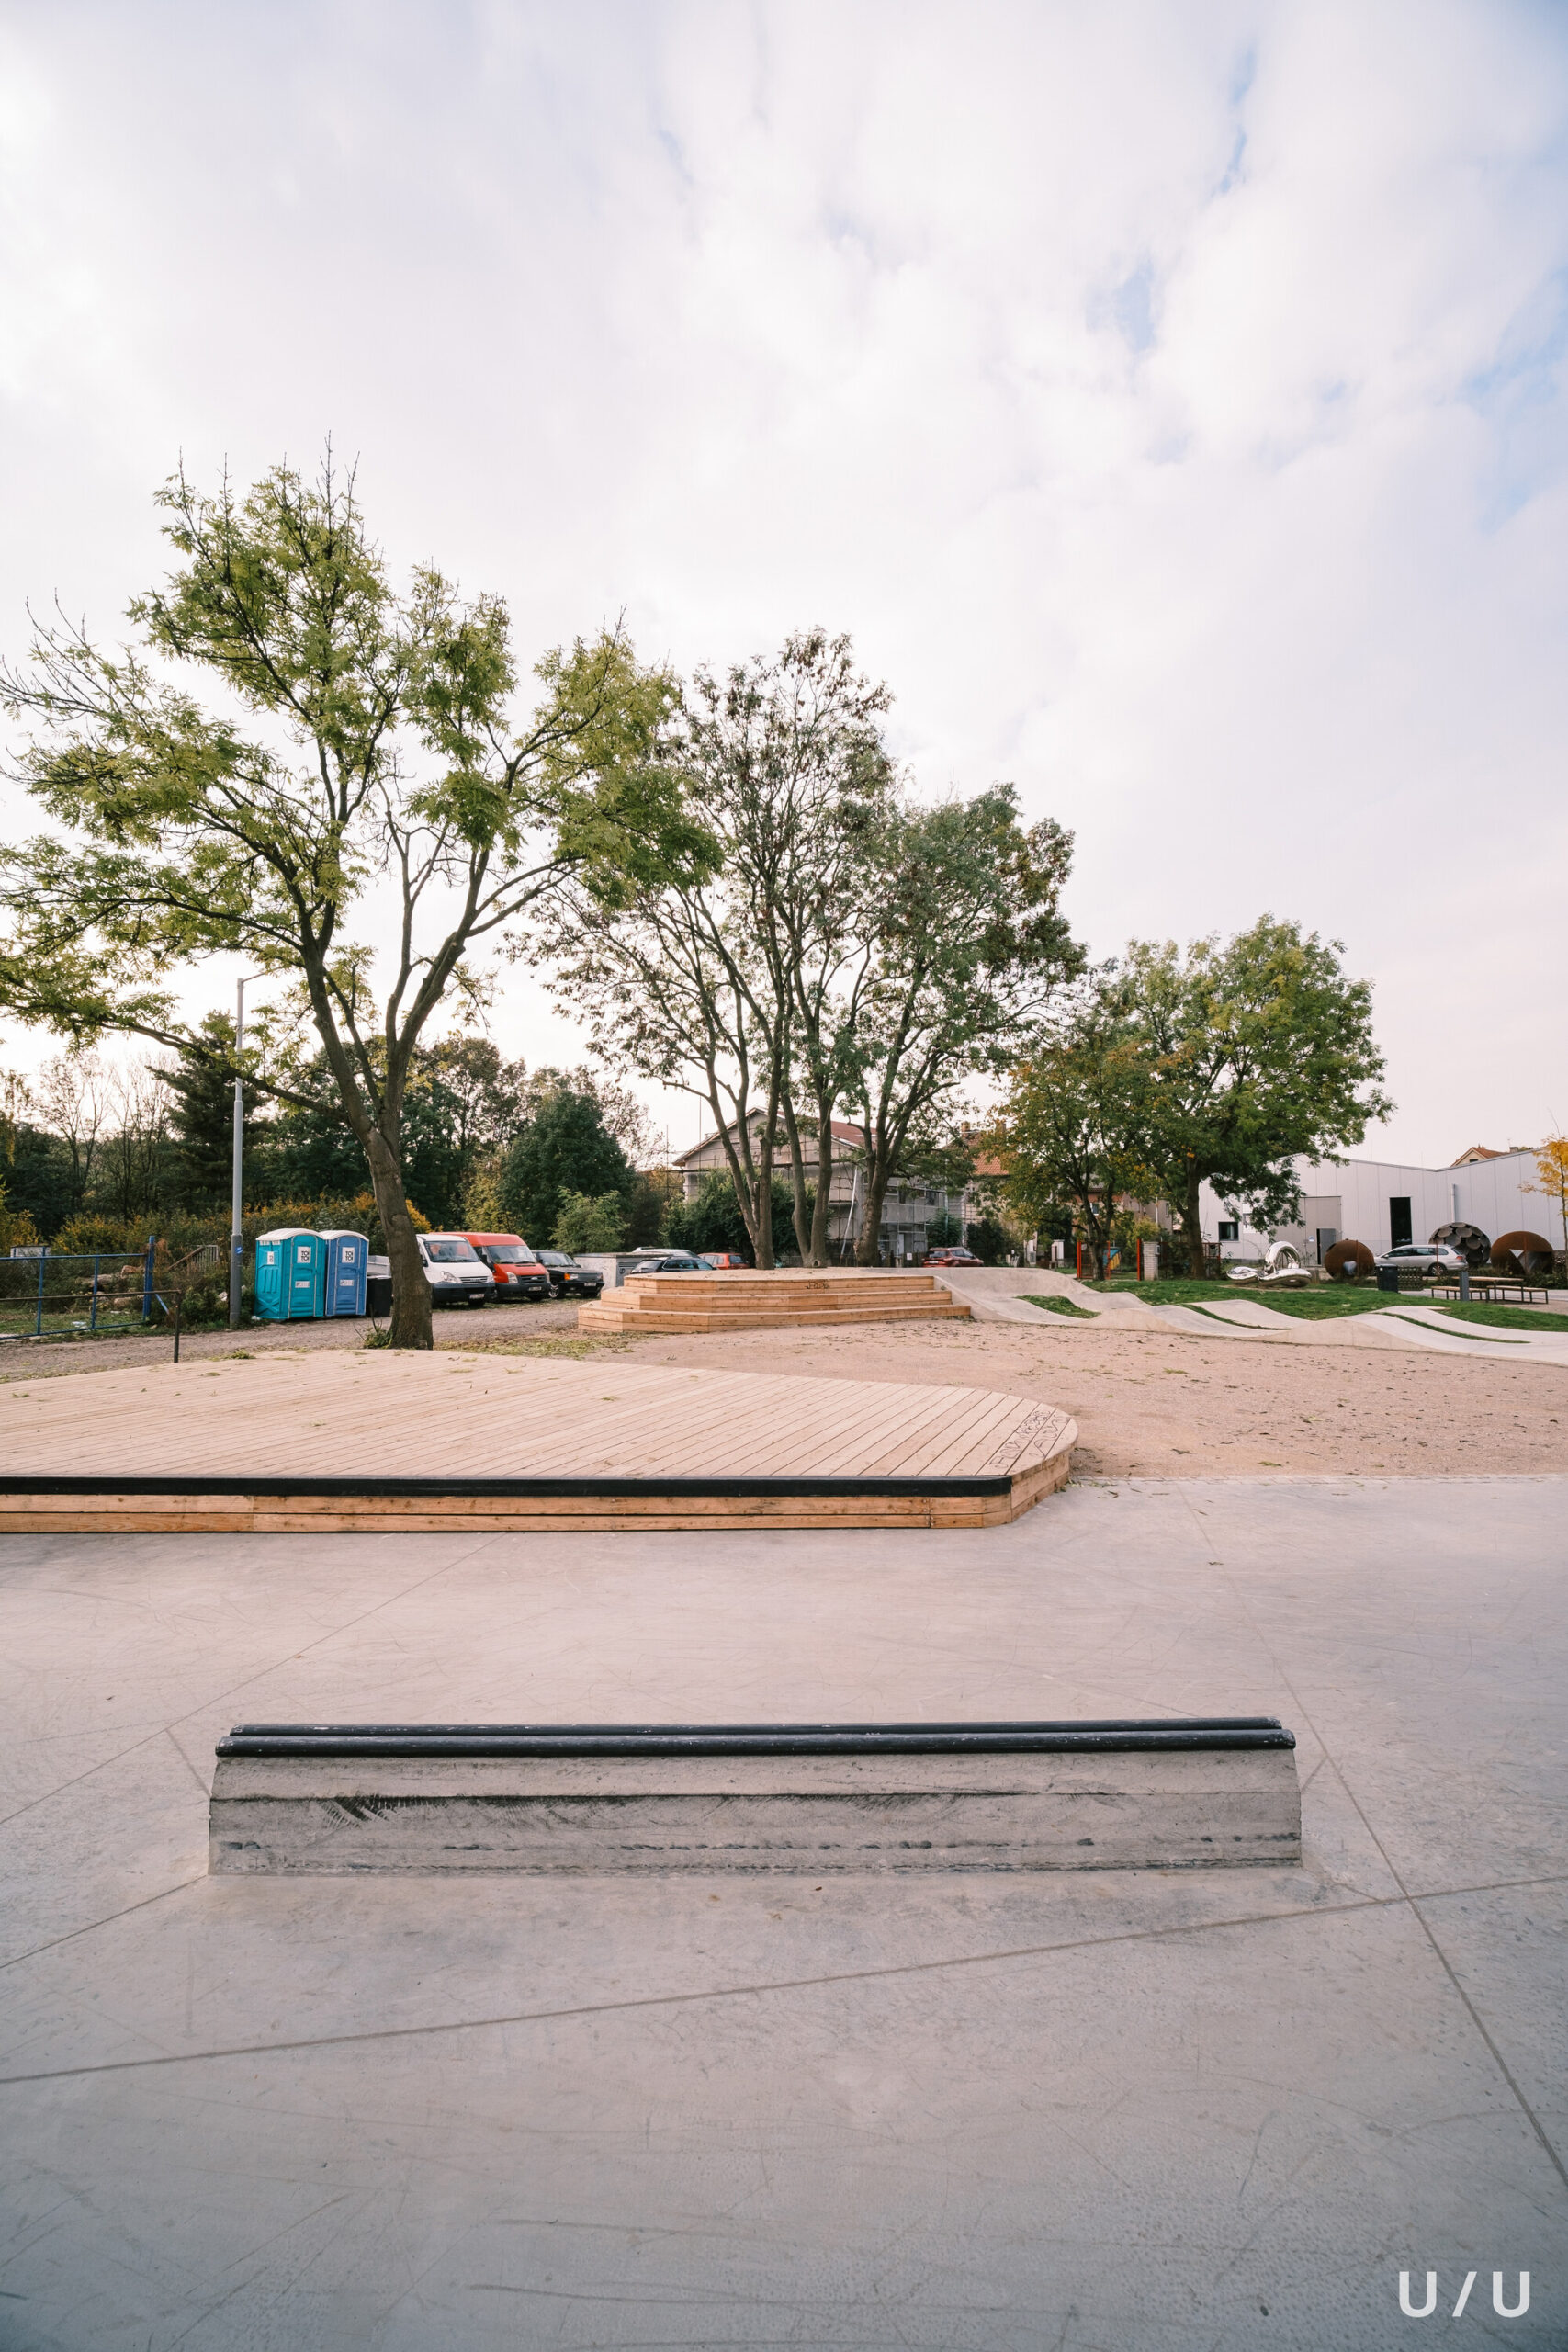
[1,1239,158,1340]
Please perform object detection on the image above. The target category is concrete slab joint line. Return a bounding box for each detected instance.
[208,1716,1302,1876]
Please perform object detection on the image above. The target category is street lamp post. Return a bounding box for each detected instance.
[229,975,259,1330]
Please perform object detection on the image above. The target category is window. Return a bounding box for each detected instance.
[1388,1197,1413,1247]
[1218,1220,1238,1242]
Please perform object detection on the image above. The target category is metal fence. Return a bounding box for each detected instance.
[1,1242,157,1340]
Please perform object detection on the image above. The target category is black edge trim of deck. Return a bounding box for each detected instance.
[0,1473,1014,1498]
[218,1716,1295,1758]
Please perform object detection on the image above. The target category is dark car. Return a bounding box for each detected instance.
[463,1231,551,1302]
[925,1245,982,1268]
[535,1250,605,1299]
[625,1251,704,1273]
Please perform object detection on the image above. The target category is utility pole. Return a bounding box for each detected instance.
[229,975,257,1330]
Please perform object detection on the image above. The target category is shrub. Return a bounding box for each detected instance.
[553,1190,627,1251]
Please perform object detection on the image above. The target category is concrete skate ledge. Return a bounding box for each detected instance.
[210,1718,1301,1876]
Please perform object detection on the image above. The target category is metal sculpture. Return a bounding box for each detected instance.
[1324,1239,1374,1282]
[1227,1239,1312,1288]
[1431,1221,1490,1268]
[1490,1230,1555,1279]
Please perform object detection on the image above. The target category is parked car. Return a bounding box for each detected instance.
[462,1231,551,1302]
[698,1251,750,1270]
[1373,1241,1465,1278]
[533,1250,605,1299]
[622,1251,704,1274]
[417,1233,495,1307]
[925,1245,982,1268]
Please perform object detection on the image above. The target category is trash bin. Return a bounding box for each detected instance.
[254,1228,327,1320]
[365,1255,392,1317]
[318,1229,369,1317]
[1376,1265,1399,1293]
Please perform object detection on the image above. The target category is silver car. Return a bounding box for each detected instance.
[1373,1240,1466,1277]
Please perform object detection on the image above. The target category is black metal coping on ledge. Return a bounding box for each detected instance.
[218,1717,1295,1759]
[0,1473,1015,1499]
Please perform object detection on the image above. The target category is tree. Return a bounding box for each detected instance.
[164,1012,262,1206]
[1124,917,1391,1275]
[495,1084,635,1247]
[31,1051,109,1222]
[666,1170,795,1261]
[1529,1136,1568,1258]
[0,452,711,1344]
[550,634,897,1267]
[95,1063,175,1226]
[552,1190,627,1251]
[994,978,1156,1279]
[844,789,1081,1261]
[551,639,1080,1268]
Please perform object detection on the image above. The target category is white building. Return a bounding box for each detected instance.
[1199,1145,1559,1263]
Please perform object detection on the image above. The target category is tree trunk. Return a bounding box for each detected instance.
[1182,1163,1207,1278]
[367,1127,433,1348]
[855,1159,889,1264]
[780,1096,813,1262]
[808,1104,833,1266]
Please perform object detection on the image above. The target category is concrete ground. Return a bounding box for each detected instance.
[1,1477,1562,2348]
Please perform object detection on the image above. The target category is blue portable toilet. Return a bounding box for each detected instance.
[254,1227,326,1321]
[318,1229,368,1317]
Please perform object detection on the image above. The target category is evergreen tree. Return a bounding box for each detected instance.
[495,1088,634,1246]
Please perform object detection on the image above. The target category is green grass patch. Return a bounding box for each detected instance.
[1021,1294,1098,1318]
[1081,1277,1399,1320]
[1429,1300,1568,1335]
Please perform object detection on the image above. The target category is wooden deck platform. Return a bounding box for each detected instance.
[579,1268,971,1335]
[0,1351,1076,1532]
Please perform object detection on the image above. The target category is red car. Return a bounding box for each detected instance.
[462,1232,552,1301]
[925,1245,982,1267]
[699,1251,750,1270]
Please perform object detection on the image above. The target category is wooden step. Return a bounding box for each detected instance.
[582,1267,970,1336]
[579,1300,971,1333]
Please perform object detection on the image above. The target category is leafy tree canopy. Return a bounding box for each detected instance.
[495,1085,635,1248]
[0,452,713,1342]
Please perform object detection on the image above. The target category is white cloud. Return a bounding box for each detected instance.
[2,0,1565,1163]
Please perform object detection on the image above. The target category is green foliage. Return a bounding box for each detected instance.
[926,1212,963,1250]
[52,1215,129,1254]
[666,1171,796,1261]
[0,450,711,1347]
[552,1190,628,1251]
[0,1182,40,1251]
[625,1167,676,1247]
[496,1087,634,1248]
[995,979,1156,1279]
[1021,1293,1095,1317]
[964,1215,1013,1265]
[1122,918,1391,1272]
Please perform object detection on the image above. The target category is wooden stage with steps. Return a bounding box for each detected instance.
[578,1267,971,1336]
[0,1351,1075,1532]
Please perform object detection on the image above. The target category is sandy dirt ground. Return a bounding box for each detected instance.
[4,1296,1566,1478]
[625,1314,1568,1478]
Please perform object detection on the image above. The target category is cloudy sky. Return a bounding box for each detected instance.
[2,0,1565,1166]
